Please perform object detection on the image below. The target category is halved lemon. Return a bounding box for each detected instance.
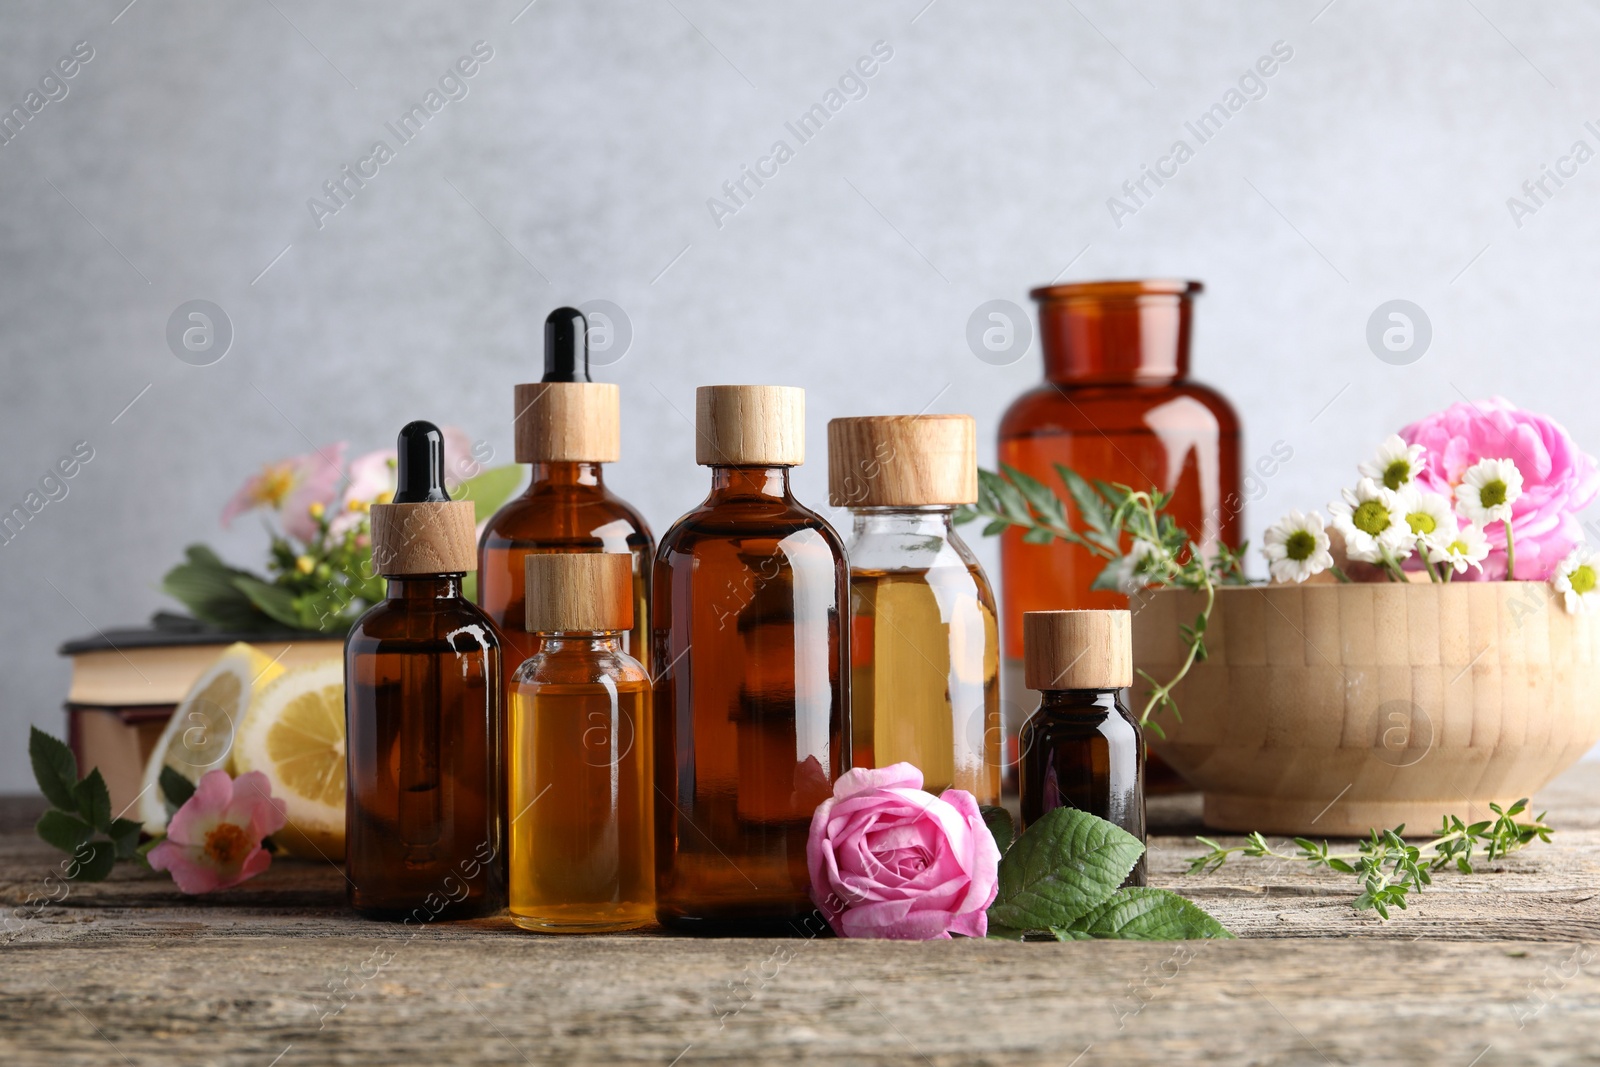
[139,642,284,833]
[232,658,347,861]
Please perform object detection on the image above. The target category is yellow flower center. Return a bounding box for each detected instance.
[255,465,297,509]
[204,822,252,866]
[1284,530,1316,562]
[1353,500,1391,536]
[1407,511,1436,535]
[1572,565,1597,596]
[1479,480,1507,508]
[1382,459,1410,491]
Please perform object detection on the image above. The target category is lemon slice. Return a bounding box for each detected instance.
[233,658,347,861]
[139,642,284,833]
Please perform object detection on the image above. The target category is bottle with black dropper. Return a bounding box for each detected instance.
[478,308,654,702]
[345,420,505,920]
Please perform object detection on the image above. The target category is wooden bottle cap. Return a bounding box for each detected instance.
[524,552,634,632]
[695,385,805,466]
[1024,610,1132,690]
[826,414,977,507]
[369,501,478,576]
[513,382,621,463]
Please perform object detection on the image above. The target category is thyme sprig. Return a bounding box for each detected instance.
[953,464,1248,732]
[1185,800,1553,919]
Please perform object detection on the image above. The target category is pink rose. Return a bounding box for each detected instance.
[147,770,286,894]
[1401,398,1600,580]
[806,762,1001,940]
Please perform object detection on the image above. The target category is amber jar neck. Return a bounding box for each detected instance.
[1038,688,1124,715]
[704,465,794,502]
[385,575,465,600]
[525,461,605,490]
[1031,281,1200,386]
[534,632,625,655]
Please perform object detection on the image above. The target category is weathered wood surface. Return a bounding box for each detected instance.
[2,766,1599,1065]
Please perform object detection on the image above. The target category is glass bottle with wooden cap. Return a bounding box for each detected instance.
[478,307,654,701]
[1018,608,1145,886]
[345,421,505,920]
[653,385,849,935]
[828,413,999,804]
[509,551,653,933]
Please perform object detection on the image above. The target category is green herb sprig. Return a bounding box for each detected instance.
[954,464,1248,731]
[1185,800,1552,919]
[982,805,1233,941]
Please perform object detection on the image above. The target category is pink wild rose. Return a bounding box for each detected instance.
[806,762,1001,940]
[220,443,348,543]
[1400,398,1600,580]
[147,770,287,894]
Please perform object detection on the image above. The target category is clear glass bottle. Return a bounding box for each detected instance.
[509,553,653,933]
[999,280,1240,793]
[1018,609,1145,886]
[478,307,653,703]
[345,421,505,920]
[653,386,849,935]
[828,414,1000,803]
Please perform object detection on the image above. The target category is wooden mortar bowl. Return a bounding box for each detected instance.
[1131,582,1600,835]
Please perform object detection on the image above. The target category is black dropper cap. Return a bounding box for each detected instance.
[542,307,591,383]
[393,420,450,503]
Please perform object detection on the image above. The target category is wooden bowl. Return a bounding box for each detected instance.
[1131,582,1600,835]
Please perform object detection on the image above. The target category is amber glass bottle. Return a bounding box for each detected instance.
[478,307,653,702]
[999,280,1240,792]
[653,385,849,935]
[828,414,1000,803]
[345,422,504,920]
[509,552,653,933]
[1018,609,1145,886]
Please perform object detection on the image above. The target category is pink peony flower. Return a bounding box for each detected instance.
[806,762,1001,940]
[1400,398,1599,580]
[220,443,347,543]
[147,770,286,894]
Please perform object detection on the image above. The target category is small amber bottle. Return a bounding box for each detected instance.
[345,421,505,920]
[653,385,849,935]
[828,414,1000,803]
[478,307,654,701]
[1019,609,1145,886]
[509,552,653,933]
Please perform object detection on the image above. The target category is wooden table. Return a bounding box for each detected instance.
[4,764,1599,1066]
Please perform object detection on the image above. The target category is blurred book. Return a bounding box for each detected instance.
[59,615,342,816]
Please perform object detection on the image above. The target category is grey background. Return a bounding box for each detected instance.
[3,0,1598,791]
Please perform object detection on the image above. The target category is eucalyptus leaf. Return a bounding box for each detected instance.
[987,807,1145,931]
[1052,887,1234,941]
[29,726,78,811]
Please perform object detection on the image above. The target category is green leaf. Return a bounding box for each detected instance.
[1089,558,1125,592]
[73,769,112,832]
[159,765,197,816]
[108,818,144,860]
[67,840,117,882]
[233,576,306,630]
[36,809,93,853]
[987,808,1145,931]
[1000,465,1067,526]
[1052,887,1233,940]
[29,726,79,811]
[981,805,1015,855]
[1021,527,1056,545]
[980,469,1035,526]
[452,463,524,515]
[985,925,1027,941]
[161,545,271,630]
[981,520,1008,538]
[1056,466,1116,548]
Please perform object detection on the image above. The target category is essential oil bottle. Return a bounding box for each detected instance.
[508,552,654,933]
[653,385,849,935]
[828,414,1000,804]
[1018,609,1145,886]
[345,421,505,920]
[478,307,654,701]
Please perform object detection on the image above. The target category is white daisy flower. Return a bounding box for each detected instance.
[1358,434,1427,491]
[1455,458,1523,526]
[1395,487,1458,552]
[1262,509,1333,584]
[1327,479,1413,564]
[1114,537,1168,594]
[1552,548,1600,614]
[1426,522,1490,575]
